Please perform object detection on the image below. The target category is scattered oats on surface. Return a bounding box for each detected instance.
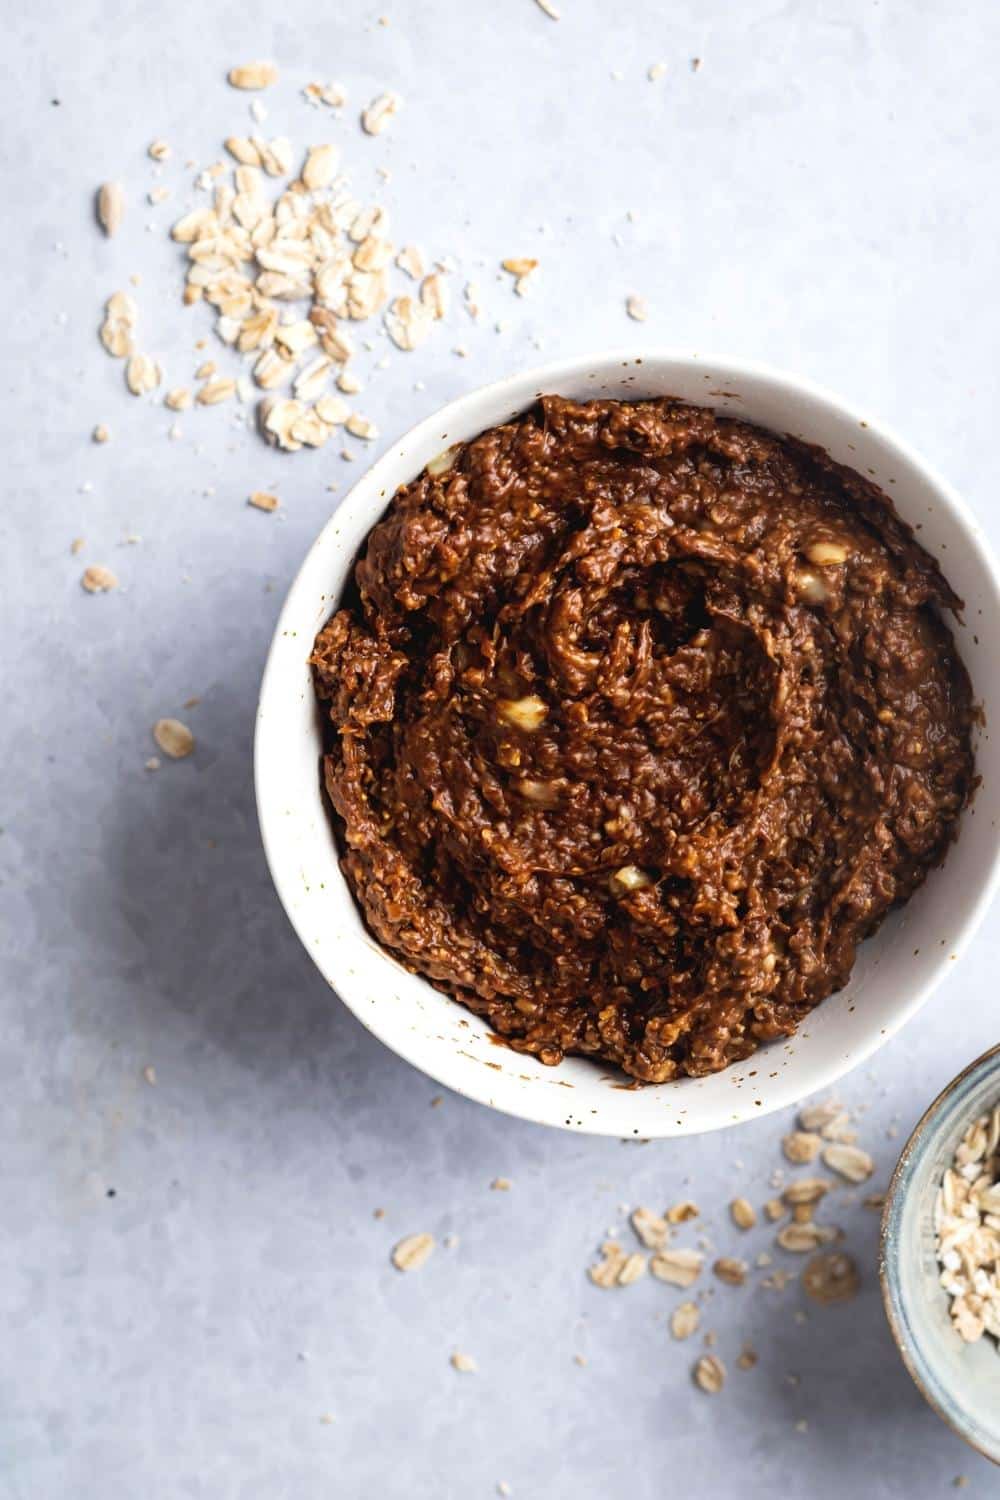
[148,186,170,205]
[396,244,425,280]
[783,1131,822,1164]
[228,62,279,91]
[361,91,402,135]
[126,353,160,396]
[588,1241,627,1288]
[822,1143,874,1183]
[345,413,378,441]
[302,144,340,190]
[803,1251,860,1304]
[92,424,110,444]
[97,182,124,236]
[491,1177,512,1191]
[315,394,350,426]
[713,1256,748,1287]
[797,1098,844,1133]
[631,1206,670,1251]
[533,0,561,15]
[386,295,434,351]
[197,377,237,405]
[614,1252,647,1286]
[142,1065,157,1086]
[670,1301,700,1340]
[145,757,161,772]
[730,1197,756,1230]
[148,139,171,161]
[783,1176,831,1208]
[863,1192,886,1210]
[450,1351,477,1373]
[776,1221,837,1254]
[666,1200,699,1224]
[391,1232,434,1271]
[248,491,279,512]
[337,369,363,395]
[625,294,648,322]
[100,289,138,358]
[70,537,85,555]
[81,565,118,594]
[650,1248,704,1288]
[420,271,449,320]
[153,718,195,759]
[693,1354,725,1394]
[647,61,667,81]
[764,1197,785,1222]
[736,1345,758,1370]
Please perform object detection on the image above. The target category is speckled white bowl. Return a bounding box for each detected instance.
[254,351,1000,1137]
[881,1045,1000,1463]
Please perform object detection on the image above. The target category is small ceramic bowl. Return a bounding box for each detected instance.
[881,1045,1000,1463]
[255,350,1000,1137]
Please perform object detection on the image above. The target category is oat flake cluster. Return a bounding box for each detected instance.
[94,71,465,454]
[935,1103,1000,1346]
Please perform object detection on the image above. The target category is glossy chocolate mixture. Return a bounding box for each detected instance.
[311,396,974,1081]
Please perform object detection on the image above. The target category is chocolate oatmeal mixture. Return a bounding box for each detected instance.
[311,396,974,1081]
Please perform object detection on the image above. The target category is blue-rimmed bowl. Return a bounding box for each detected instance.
[881,1044,1000,1462]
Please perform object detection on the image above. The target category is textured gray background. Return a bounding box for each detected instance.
[4,0,1000,1495]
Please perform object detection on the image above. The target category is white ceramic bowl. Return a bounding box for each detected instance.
[881,1044,1000,1463]
[255,351,1000,1137]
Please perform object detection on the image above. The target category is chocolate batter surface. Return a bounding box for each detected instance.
[311,397,974,1081]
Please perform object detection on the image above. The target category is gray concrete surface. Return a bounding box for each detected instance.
[4,0,1000,1494]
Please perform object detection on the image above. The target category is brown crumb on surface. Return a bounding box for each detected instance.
[153,718,195,759]
[248,490,279,512]
[736,1345,758,1370]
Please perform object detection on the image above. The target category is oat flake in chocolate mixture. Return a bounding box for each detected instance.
[311,397,974,1082]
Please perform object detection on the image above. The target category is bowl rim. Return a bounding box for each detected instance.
[255,346,1000,1135]
[880,1042,1000,1465]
